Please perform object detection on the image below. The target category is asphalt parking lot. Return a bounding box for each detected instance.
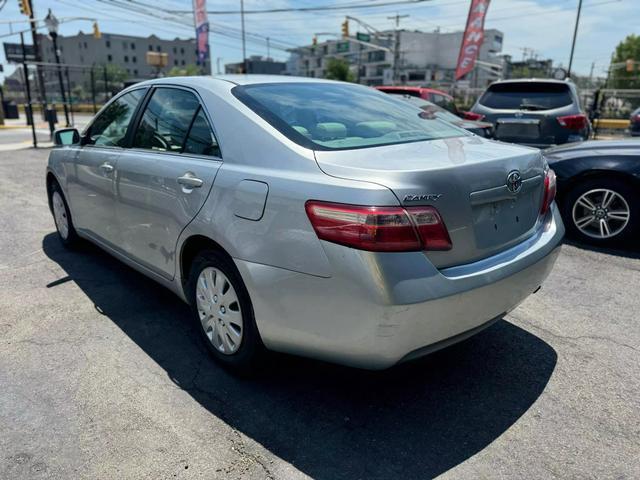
[1,147,639,480]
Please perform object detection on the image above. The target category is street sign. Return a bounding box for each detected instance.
[3,42,36,63]
[336,41,350,53]
[356,32,370,42]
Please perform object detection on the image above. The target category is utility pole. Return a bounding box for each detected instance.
[588,61,595,88]
[216,57,221,75]
[240,0,247,73]
[266,37,270,60]
[44,9,70,126]
[387,13,408,85]
[567,0,583,78]
[26,0,48,117]
[20,32,37,148]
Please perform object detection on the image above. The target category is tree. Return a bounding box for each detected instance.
[324,58,355,82]
[167,64,202,77]
[611,34,640,89]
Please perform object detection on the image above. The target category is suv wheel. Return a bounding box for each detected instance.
[563,178,637,245]
[187,250,264,373]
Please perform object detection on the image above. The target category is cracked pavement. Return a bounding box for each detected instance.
[0,148,639,479]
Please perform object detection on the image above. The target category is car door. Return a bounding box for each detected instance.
[66,88,146,246]
[114,86,222,279]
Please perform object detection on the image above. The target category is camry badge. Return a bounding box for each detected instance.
[506,170,523,194]
[403,194,442,202]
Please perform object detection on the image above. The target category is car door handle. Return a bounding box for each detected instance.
[177,173,203,188]
[99,162,114,173]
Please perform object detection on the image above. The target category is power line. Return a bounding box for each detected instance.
[166,0,434,15]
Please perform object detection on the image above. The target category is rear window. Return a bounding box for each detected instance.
[233,83,467,151]
[478,82,574,110]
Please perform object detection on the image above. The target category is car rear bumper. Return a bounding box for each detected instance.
[235,204,564,369]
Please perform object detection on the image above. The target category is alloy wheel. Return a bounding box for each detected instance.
[195,266,243,355]
[571,188,630,239]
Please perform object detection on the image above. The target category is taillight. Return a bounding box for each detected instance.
[464,111,485,121]
[557,114,587,130]
[632,114,640,123]
[305,201,452,252]
[540,169,557,216]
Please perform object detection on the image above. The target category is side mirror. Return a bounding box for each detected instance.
[54,128,80,146]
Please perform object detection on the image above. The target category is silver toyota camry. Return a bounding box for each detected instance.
[47,75,564,371]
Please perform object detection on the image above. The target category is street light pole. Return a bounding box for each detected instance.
[240,0,247,74]
[44,9,70,126]
[567,0,583,79]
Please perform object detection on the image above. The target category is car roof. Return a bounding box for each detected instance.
[546,139,640,155]
[490,78,572,85]
[137,74,343,87]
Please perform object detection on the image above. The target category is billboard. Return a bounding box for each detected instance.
[193,0,209,65]
[455,0,491,81]
[3,42,36,63]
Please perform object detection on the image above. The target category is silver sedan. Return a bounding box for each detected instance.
[47,75,564,371]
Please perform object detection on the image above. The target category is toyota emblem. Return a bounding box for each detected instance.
[506,170,523,194]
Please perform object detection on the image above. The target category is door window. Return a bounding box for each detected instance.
[86,89,144,147]
[133,88,200,152]
[184,108,221,157]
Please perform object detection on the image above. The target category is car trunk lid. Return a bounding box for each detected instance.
[314,136,546,268]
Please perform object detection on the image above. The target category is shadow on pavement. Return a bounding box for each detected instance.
[563,238,640,259]
[43,233,557,480]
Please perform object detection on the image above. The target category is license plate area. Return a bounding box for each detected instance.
[470,176,543,249]
[495,118,540,140]
[472,195,539,249]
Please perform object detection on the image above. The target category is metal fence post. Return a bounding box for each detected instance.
[65,66,74,126]
[90,67,97,113]
[103,66,109,103]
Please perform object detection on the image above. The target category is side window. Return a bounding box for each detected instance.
[184,108,221,157]
[86,89,144,147]
[133,88,199,152]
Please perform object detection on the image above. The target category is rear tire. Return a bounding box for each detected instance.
[49,181,80,248]
[187,249,264,374]
[562,177,638,246]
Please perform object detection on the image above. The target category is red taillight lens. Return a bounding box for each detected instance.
[632,114,640,123]
[305,201,452,252]
[463,111,485,121]
[557,114,587,130]
[540,169,557,216]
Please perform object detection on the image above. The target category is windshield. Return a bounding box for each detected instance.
[233,83,468,151]
[479,82,574,110]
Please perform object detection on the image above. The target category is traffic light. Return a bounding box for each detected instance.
[312,36,317,46]
[626,59,635,73]
[18,0,31,16]
[341,19,349,38]
[93,21,101,39]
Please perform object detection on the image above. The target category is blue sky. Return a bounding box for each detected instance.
[1,0,637,80]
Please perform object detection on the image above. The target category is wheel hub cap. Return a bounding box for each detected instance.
[52,191,69,240]
[195,267,243,355]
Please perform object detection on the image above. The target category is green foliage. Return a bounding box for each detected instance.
[104,64,129,83]
[324,58,355,82]
[167,64,202,77]
[612,34,640,89]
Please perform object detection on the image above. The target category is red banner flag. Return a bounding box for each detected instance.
[455,0,491,81]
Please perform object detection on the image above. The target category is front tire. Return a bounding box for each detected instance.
[187,250,264,373]
[562,177,638,246]
[49,181,80,248]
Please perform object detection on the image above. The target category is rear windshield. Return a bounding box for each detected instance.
[233,83,467,151]
[478,82,574,110]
